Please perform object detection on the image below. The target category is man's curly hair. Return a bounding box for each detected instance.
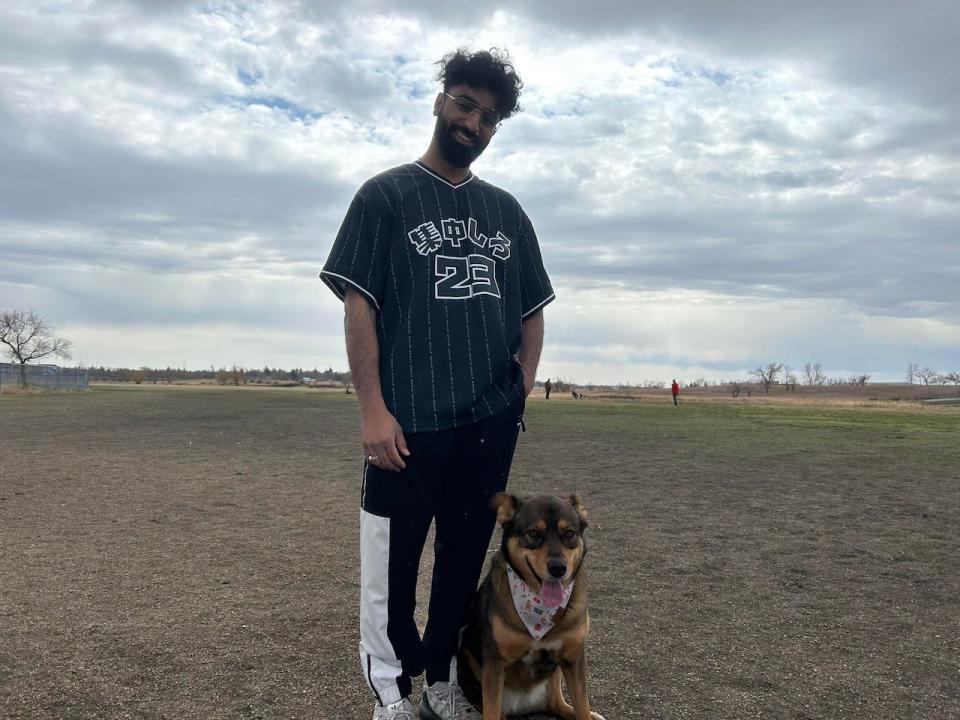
[436,48,523,121]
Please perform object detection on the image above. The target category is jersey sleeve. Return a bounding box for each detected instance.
[517,209,556,318]
[320,183,391,311]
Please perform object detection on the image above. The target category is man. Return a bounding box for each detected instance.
[320,49,553,720]
[672,378,680,406]
[544,377,552,400]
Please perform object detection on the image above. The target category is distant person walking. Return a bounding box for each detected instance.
[671,379,680,406]
[544,377,552,399]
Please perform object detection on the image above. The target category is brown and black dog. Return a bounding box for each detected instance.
[458,493,605,720]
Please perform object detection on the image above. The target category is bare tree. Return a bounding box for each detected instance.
[749,363,783,394]
[728,380,745,398]
[945,372,960,385]
[216,367,244,386]
[854,374,871,386]
[917,367,937,386]
[0,309,73,389]
[804,361,827,385]
[783,365,799,391]
[906,362,919,385]
[229,366,245,386]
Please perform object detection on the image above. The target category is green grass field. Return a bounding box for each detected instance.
[2,386,958,718]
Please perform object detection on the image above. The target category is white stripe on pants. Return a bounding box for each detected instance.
[359,509,404,707]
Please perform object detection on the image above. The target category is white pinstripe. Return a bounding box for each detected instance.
[442,302,457,429]
[483,185,513,406]
[439,181,480,422]
[365,217,382,289]
[491,189,508,329]
[404,166,442,430]
[520,207,548,302]
[372,179,402,414]
[347,200,366,275]
[409,167,449,430]
[391,174,420,433]
[332,194,362,269]
[463,187,497,413]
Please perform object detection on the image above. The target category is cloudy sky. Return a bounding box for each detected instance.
[2,0,957,384]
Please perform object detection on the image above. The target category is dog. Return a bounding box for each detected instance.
[458,493,605,720]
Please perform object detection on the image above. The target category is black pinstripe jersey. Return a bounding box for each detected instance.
[321,161,555,433]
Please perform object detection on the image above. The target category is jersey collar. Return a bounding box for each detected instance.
[413,160,475,190]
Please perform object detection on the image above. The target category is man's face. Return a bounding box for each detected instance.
[433,84,499,169]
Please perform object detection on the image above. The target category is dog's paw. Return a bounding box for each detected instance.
[590,713,606,720]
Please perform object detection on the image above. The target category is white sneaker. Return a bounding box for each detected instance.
[373,697,416,720]
[418,681,481,719]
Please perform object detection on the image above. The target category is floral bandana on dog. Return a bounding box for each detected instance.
[506,564,574,640]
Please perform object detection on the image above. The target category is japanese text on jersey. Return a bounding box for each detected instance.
[407,217,511,301]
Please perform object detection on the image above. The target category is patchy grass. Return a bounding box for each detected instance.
[1,386,958,719]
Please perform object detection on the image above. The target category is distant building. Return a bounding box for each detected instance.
[1,363,86,390]
[1,362,61,373]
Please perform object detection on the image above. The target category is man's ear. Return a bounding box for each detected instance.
[491,492,521,526]
[433,92,444,116]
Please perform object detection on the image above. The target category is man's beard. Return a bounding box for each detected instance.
[434,115,489,169]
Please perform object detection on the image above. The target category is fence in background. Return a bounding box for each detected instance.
[0,366,88,391]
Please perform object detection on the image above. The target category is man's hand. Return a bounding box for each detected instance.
[361,405,410,472]
[344,288,409,472]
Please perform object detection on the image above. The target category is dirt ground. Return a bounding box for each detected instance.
[1,385,959,719]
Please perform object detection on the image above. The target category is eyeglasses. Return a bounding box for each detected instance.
[443,92,500,131]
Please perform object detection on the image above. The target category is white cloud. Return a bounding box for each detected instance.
[542,286,960,384]
[0,0,957,382]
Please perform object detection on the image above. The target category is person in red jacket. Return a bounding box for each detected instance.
[671,379,680,406]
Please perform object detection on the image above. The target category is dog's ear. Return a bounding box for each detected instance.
[568,493,589,530]
[491,492,521,525]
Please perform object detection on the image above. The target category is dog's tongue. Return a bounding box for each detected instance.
[540,579,565,608]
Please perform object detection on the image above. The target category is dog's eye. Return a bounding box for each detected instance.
[562,530,576,543]
[526,529,542,542]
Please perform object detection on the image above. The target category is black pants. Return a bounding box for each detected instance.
[357,397,524,704]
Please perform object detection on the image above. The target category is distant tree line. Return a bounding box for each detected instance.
[11,308,955,397]
[906,362,959,386]
[718,359,960,398]
[72,360,960,394]
[88,365,352,386]
[530,363,959,396]
[733,361,873,396]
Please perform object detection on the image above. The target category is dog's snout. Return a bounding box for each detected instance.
[547,558,567,578]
